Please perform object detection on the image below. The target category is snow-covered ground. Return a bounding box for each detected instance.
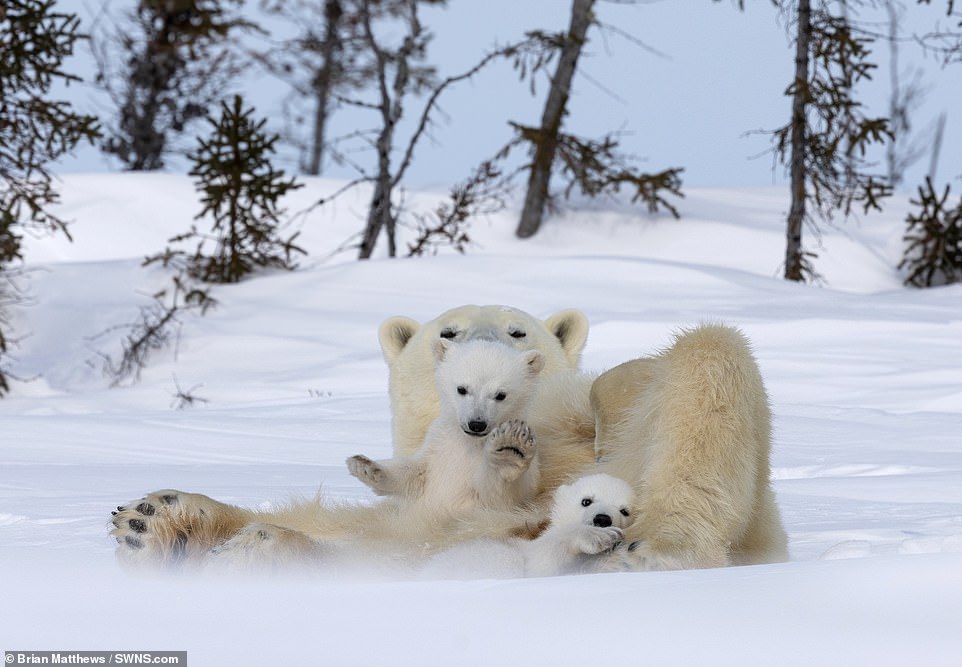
[2,175,961,665]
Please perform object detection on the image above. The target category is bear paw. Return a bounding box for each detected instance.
[110,490,192,569]
[485,419,536,480]
[346,454,388,495]
[110,489,250,569]
[590,540,695,572]
[575,525,624,556]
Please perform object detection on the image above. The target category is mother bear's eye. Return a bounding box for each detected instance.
[581,498,592,507]
[457,386,468,395]
[620,508,630,517]
[440,328,458,339]
[508,328,526,339]
[494,392,507,401]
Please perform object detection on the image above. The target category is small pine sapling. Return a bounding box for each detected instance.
[899,178,962,287]
[148,96,305,284]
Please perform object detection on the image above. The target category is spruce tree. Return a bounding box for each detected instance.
[1,0,101,395]
[775,2,892,282]
[899,178,962,287]
[149,96,304,284]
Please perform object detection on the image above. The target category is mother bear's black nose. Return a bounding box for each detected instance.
[593,513,612,527]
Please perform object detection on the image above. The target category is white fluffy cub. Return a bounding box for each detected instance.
[421,473,637,579]
[347,338,545,515]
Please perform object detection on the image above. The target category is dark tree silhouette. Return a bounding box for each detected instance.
[148,95,305,283]
[512,0,683,239]
[774,1,891,282]
[256,0,383,175]
[515,0,593,239]
[899,178,962,287]
[1,0,101,395]
[95,0,254,170]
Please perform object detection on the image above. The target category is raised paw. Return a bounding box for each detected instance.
[109,489,252,570]
[575,525,624,556]
[346,455,387,494]
[110,490,189,569]
[485,419,535,459]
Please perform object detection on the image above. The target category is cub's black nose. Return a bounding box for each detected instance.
[467,420,488,434]
[593,513,612,527]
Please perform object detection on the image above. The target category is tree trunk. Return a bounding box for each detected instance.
[785,0,811,282]
[306,0,343,176]
[515,0,594,239]
[359,176,391,259]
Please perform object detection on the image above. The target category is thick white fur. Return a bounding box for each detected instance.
[110,306,788,572]
[590,324,787,570]
[346,339,545,515]
[422,473,637,579]
[378,305,589,457]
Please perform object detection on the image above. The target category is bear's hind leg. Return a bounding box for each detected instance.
[110,490,254,569]
[207,523,325,573]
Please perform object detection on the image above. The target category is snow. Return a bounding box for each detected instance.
[2,174,962,664]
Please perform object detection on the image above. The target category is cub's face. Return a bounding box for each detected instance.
[553,474,636,530]
[434,339,544,438]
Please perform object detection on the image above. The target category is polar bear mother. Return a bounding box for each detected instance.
[378,305,787,570]
[110,304,787,571]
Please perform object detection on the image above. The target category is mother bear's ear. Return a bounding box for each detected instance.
[543,309,589,367]
[378,316,421,364]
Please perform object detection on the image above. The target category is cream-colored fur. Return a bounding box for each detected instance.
[347,339,545,515]
[591,324,788,570]
[421,473,637,580]
[378,305,589,457]
[110,307,788,572]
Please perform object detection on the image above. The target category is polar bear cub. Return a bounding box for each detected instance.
[421,473,636,579]
[347,338,545,515]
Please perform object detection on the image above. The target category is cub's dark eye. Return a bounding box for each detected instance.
[457,386,467,395]
[581,498,592,507]
[620,508,630,517]
[494,392,507,401]
[440,328,458,339]
[508,329,526,339]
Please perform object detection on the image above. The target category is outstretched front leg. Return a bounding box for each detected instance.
[110,490,254,569]
[346,454,427,499]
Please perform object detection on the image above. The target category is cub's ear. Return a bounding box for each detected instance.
[432,338,451,363]
[524,350,545,376]
[543,309,589,367]
[378,316,420,364]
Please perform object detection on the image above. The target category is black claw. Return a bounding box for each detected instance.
[627,541,642,552]
[111,511,117,516]
[128,519,147,533]
[124,536,144,550]
[116,506,124,512]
